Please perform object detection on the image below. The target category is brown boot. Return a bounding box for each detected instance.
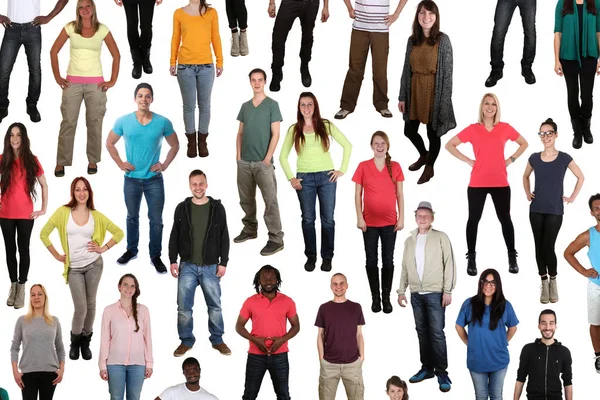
[185,133,197,158]
[408,152,428,171]
[198,132,209,158]
[417,165,434,184]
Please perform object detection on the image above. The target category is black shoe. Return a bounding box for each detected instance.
[80,332,93,360]
[300,64,312,87]
[408,153,428,171]
[485,70,503,87]
[521,67,536,84]
[233,231,257,243]
[260,240,284,256]
[269,71,283,92]
[304,258,316,272]
[0,107,7,123]
[466,252,477,276]
[595,355,600,373]
[141,47,153,74]
[151,257,168,274]
[320,259,332,272]
[572,118,583,149]
[582,118,594,144]
[69,332,81,360]
[130,48,142,79]
[508,250,519,274]
[117,250,138,266]
[26,104,41,123]
[87,164,98,175]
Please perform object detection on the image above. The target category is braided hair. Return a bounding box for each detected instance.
[118,274,141,332]
[370,131,396,184]
[252,265,282,294]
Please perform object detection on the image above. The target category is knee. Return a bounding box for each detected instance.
[182,103,195,113]
[301,213,316,226]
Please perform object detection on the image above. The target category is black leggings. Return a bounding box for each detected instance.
[123,0,155,50]
[0,218,34,283]
[529,212,563,276]
[404,119,441,166]
[22,372,57,400]
[561,57,596,119]
[225,0,248,30]
[466,186,515,253]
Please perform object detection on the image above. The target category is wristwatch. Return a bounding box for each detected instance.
[510,156,516,163]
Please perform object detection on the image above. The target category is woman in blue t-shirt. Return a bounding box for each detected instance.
[523,118,584,304]
[455,268,519,400]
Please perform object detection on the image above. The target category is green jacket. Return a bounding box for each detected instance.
[555,0,600,63]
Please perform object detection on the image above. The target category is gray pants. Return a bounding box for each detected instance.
[68,256,103,335]
[236,160,284,243]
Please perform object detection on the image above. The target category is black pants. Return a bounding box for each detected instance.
[529,212,563,276]
[490,0,536,70]
[562,57,596,119]
[404,119,440,166]
[22,372,57,400]
[225,0,248,30]
[0,218,34,283]
[243,353,290,400]
[466,187,515,253]
[363,225,396,269]
[271,0,320,72]
[123,0,155,50]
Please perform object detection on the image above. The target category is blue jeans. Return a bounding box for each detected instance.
[107,364,146,400]
[411,292,448,374]
[123,174,165,258]
[296,171,336,260]
[243,353,290,400]
[177,262,224,346]
[469,367,508,400]
[176,64,215,134]
[490,0,536,70]
[0,22,42,108]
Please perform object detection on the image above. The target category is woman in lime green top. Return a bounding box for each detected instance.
[40,177,123,362]
[554,0,600,148]
[279,92,352,272]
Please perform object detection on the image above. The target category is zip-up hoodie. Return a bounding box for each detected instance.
[397,228,456,295]
[168,196,229,266]
[516,339,572,400]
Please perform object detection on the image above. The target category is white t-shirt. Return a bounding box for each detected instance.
[160,384,218,400]
[353,0,390,33]
[7,0,40,24]
[66,212,98,267]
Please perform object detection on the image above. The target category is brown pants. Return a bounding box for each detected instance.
[319,358,364,400]
[340,29,389,112]
[56,83,107,166]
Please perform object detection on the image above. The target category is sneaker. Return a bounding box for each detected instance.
[595,355,600,373]
[212,342,232,356]
[233,231,257,243]
[334,109,352,120]
[437,373,452,392]
[304,258,316,272]
[116,250,137,265]
[26,104,41,123]
[409,367,435,383]
[379,108,393,118]
[151,257,168,274]
[173,343,193,357]
[260,241,284,256]
[320,259,332,272]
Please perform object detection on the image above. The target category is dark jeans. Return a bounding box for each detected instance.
[411,292,448,375]
[466,186,515,253]
[225,0,248,30]
[363,225,396,269]
[0,218,34,283]
[271,0,320,72]
[0,22,42,108]
[123,0,155,50]
[529,212,563,276]
[562,57,597,119]
[490,0,536,70]
[22,372,57,400]
[296,171,336,261]
[404,119,440,166]
[243,353,290,400]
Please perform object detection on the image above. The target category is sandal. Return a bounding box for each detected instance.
[54,166,65,177]
[87,164,98,175]
[334,109,352,120]
[379,109,393,118]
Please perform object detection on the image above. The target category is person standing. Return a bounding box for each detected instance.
[236,265,300,400]
[397,201,455,393]
[106,83,180,274]
[0,0,69,123]
[226,0,248,57]
[169,169,231,358]
[234,69,284,256]
[155,357,218,400]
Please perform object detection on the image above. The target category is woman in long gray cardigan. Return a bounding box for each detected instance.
[398,0,455,185]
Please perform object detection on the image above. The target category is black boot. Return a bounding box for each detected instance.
[365,265,381,313]
[571,118,583,149]
[80,332,93,360]
[466,252,477,276]
[270,70,283,92]
[140,47,153,74]
[69,332,81,360]
[381,267,394,314]
[581,118,594,144]
[508,250,519,274]
[300,63,312,87]
[130,48,142,80]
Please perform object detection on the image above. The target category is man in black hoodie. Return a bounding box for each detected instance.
[168,169,231,358]
[513,309,572,400]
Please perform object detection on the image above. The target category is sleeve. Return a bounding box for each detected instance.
[236,104,245,123]
[270,100,283,123]
[112,115,125,136]
[143,306,154,368]
[504,301,519,328]
[328,122,352,173]
[456,299,470,327]
[563,152,573,166]
[397,238,410,295]
[457,125,473,144]
[54,318,66,363]
[279,125,296,181]
[286,297,298,319]
[515,345,529,383]
[98,211,124,243]
[10,317,23,363]
[505,123,520,141]
[398,38,412,102]
[561,347,573,386]
[357,303,365,326]
[351,162,364,185]
[159,387,173,400]
[314,305,325,328]
[163,117,175,137]
[64,22,74,36]
[211,9,224,68]
[35,157,44,177]
[98,307,111,370]
[555,0,563,33]
[40,208,61,247]
[239,298,252,320]
[98,24,110,40]
[218,204,230,267]
[527,153,536,168]
[393,162,405,182]
[170,10,181,66]
[597,1,600,32]
[168,204,182,264]
[441,233,457,293]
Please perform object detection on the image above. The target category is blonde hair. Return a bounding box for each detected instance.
[478,93,501,126]
[24,284,54,325]
[71,0,100,35]
[370,131,396,184]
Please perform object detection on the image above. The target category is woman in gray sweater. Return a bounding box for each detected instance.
[10,284,65,400]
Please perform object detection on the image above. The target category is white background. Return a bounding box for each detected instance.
[0,0,598,399]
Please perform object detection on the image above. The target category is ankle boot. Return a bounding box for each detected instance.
[365,265,381,313]
[140,47,153,74]
[408,152,428,171]
[381,267,394,314]
[198,132,209,158]
[6,282,17,306]
[549,277,559,303]
[185,133,197,158]
[466,252,477,276]
[582,117,594,144]
[508,250,519,274]
[130,48,142,80]
[572,118,583,149]
[80,332,93,360]
[417,165,434,185]
[13,282,25,309]
[540,279,550,304]
[231,31,240,57]
[239,30,249,56]
[70,332,81,360]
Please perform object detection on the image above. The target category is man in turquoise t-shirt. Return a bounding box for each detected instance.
[106,83,180,274]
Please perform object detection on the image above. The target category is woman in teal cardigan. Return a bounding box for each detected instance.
[554,0,600,148]
[40,177,123,362]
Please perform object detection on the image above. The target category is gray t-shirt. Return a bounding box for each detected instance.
[237,97,282,162]
[528,151,573,215]
[11,316,65,373]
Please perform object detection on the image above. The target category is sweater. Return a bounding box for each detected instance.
[10,316,65,374]
[398,33,456,137]
[397,228,456,295]
[170,7,223,68]
[40,206,124,283]
[554,0,600,64]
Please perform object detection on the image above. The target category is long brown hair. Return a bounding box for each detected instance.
[562,0,597,16]
[0,123,40,201]
[386,376,409,400]
[410,0,441,46]
[119,274,141,332]
[293,92,330,153]
[199,0,211,15]
[25,284,54,325]
[71,0,100,34]
[370,131,396,184]
[64,177,95,210]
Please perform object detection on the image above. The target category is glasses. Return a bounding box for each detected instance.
[480,279,497,287]
[537,130,556,138]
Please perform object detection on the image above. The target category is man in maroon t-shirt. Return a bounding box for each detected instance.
[315,273,365,399]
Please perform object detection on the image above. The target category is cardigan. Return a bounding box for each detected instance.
[398,33,456,137]
[554,0,600,64]
[40,206,124,283]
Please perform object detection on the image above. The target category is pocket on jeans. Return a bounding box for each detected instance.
[177,65,187,71]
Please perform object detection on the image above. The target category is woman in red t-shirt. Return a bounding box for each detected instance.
[352,131,404,314]
[1,123,48,310]
[445,93,528,277]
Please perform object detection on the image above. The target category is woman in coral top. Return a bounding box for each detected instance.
[445,93,528,276]
[170,0,223,159]
[99,274,153,400]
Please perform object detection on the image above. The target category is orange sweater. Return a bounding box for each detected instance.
[170,7,223,68]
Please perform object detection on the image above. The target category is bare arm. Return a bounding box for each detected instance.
[103,33,121,86]
[263,121,281,166]
[50,29,69,84]
[565,385,572,400]
[385,0,408,25]
[31,174,49,219]
[565,160,584,202]
[356,325,364,359]
[34,0,69,25]
[395,181,404,231]
[159,133,180,171]
[507,326,517,342]
[554,33,563,75]
[354,184,366,231]
[523,161,533,201]
[445,135,474,166]
[508,135,528,164]
[455,324,468,345]
[564,231,599,278]
[317,327,325,360]
[106,131,129,171]
[513,381,525,399]
[236,122,244,161]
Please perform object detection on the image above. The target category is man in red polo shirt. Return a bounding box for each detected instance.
[236,265,300,400]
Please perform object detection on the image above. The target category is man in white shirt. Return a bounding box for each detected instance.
[0,0,69,123]
[155,357,218,400]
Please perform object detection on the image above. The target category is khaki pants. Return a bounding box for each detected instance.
[319,358,364,400]
[56,83,107,166]
[340,29,389,112]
